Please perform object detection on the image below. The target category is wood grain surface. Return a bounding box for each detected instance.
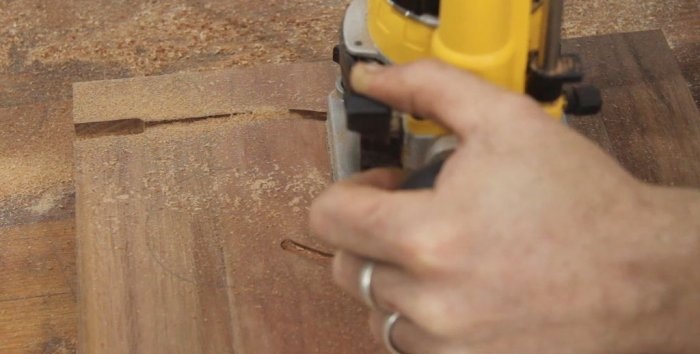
[73,66,381,352]
[69,30,700,354]
[563,0,700,107]
[566,31,700,187]
[1,2,698,353]
[0,219,77,353]
[74,116,381,354]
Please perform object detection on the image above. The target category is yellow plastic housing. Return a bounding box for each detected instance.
[367,0,564,125]
[431,0,530,93]
[367,0,434,63]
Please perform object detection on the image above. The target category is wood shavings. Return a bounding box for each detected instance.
[3,1,348,76]
[0,154,71,200]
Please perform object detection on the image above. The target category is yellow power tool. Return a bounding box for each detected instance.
[327,0,602,186]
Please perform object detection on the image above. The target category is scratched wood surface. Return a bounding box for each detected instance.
[73,62,383,354]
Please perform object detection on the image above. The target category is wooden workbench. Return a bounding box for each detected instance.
[1,1,698,353]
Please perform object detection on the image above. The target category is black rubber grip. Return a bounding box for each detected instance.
[401,159,446,190]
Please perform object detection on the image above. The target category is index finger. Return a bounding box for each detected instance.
[351,60,522,139]
[310,168,431,265]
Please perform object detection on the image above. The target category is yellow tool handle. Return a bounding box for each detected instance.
[432,0,531,93]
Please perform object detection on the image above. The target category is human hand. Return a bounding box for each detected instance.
[310,60,700,354]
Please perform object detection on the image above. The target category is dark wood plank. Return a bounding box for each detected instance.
[566,30,700,187]
[564,0,700,108]
[72,30,700,354]
[74,115,381,354]
[0,220,75,301]
[0,219,76,354]
[72,57,377,353]
[0,293,77,354]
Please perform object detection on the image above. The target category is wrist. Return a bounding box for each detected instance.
[617,185,700,353]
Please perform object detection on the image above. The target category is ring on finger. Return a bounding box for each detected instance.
[359,260,379,309]
[383,312,408,354]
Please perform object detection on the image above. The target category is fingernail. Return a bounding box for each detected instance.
[350,62,384,93]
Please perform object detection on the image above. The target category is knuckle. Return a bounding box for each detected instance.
[390,227,424,260]
[414,292,480,339]
[356,195,396,235]
[412,291,456,335]
[309,184,357,231]
[401,225,456,275]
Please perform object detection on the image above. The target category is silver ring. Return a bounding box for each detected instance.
[359,261,378,309]
[383,312,406,354]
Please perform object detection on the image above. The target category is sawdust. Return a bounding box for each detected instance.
[0,0,691,73]
[0,151,74,225]
[24,185,63,215]
[0,0,345,226]
[137,112,330,211]
[0,154,72,200]
[74,112,332,284]
[76,110,330,211]
[1,0,347,76]
[0,102,73,188]
[0,101,74,221]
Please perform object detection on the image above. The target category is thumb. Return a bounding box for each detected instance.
[350,59,531,138]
